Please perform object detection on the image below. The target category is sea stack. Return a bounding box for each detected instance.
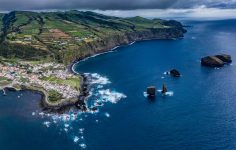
[147,86,156,97]
[162,84,168,94]
[201,54,232,67]
[170,69,181,77]
[201,56,224,67]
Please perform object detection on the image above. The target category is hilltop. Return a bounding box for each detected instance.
[0,10,186,65]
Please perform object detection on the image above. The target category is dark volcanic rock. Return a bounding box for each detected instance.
[91,106,98,112]
[5,87,17,91]
[147,86,156,97]
[215,54,232,63]
[162,84,168,94]
[170,69,181,77]
[201,56,225,67]
[76,99,87,111]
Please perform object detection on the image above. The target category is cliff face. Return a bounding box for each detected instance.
[66,27,186,63]
[0,10,186,64]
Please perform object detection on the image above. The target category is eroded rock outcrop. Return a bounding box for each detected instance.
[201,54,232,67]
[147,86,156,97]
[170,69,181,77]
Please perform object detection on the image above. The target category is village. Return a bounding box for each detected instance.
[0,60,81,102]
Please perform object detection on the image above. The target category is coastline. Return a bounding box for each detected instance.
[70,36,184,74]
[65,36,185,113]
[67,37,185,113]
[1,32,186,113]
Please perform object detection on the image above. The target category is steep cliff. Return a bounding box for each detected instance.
[0,10,186,64]
[67,28,185,62]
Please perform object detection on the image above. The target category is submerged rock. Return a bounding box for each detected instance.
[201,54,232,67]
[170,69,181,77]
[147,86,156,97]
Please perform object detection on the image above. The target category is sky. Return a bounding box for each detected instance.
[0,0,236,18]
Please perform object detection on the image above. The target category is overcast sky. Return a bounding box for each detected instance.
[0,0,236,18]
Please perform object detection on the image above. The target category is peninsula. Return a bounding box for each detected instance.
[0,10,186,112]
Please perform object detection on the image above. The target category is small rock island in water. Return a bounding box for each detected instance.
[201,54,232,67]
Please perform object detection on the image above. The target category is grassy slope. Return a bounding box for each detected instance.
[0,10,184,64]
[40,76,81,91]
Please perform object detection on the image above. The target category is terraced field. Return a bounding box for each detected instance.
[0,10,186,64]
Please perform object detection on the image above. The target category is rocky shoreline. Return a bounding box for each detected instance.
[67,27,187,65]
[38,73,91,113]
[2,75,90,113]
[58,28,187,113]
[1,26,186,114]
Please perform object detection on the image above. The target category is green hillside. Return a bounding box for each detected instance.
[0,10,186,64]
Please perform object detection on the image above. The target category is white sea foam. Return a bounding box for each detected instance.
[98,89,127,103]
[157,90,174,96]
[144,90,174,97]
[64,128,68,132]
[143,92,148,97]
[79,143,87,149]
[73,136,79,143]
[35,71,127,149]
[71,114,77,121]
[97,85,103,89]
[129,41,136,45]
[105,112,110,118]
[163,72,169,75]
[164,91,174,96]
[64,124,69,128]
[90,73,111,85]
[43,121,51,128]
[111,46,119,50]
[39,112,44,116]
[79,128,84,133]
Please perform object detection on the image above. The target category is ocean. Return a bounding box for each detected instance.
[1,19,236,150]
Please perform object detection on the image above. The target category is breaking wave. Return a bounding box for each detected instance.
[85,73,111,85]
[143,90,174,97]
[98,89,127,103]
[31,72,127,148]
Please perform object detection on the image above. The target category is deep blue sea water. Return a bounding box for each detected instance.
[1,19,236,150]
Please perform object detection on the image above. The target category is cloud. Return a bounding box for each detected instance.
[0,0,236,11]
[93,8,236,19]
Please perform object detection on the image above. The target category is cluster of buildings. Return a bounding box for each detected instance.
[0,62,80,99]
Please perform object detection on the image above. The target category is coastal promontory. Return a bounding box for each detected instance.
[0,11,186,111]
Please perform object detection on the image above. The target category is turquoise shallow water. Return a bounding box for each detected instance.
[1,19,236,150]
